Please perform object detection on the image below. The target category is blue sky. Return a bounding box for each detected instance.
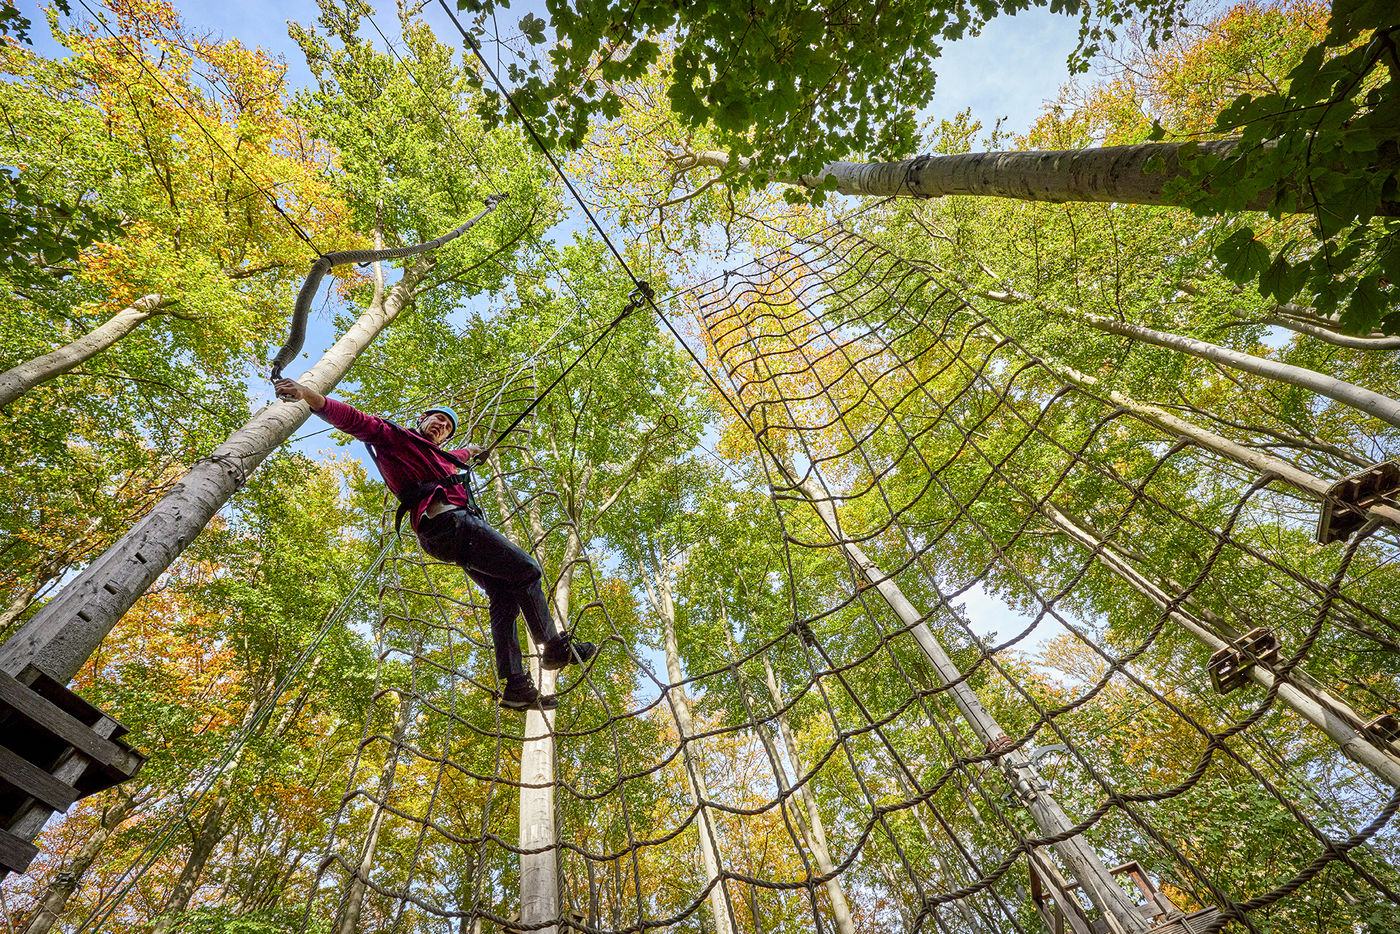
[21,0,1084,137]
[17,0,1084,647]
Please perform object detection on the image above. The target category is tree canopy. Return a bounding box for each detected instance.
[3,1,1400,932]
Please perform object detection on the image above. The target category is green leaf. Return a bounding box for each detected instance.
[519,12,547,44]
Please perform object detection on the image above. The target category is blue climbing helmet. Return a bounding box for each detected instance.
[418,405,459,442]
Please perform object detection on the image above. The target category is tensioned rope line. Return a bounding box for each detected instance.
[72,0,324,253]
[429,0,780,449]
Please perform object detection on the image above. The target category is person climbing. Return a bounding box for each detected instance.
[273,378,596,711]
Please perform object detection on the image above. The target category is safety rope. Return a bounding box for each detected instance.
[269,194,506,380]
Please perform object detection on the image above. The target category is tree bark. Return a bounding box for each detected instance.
[771,457,1151,934]
[151,788,232,934]
[0,295,172,410]
[678,138,1270,207]
[645,558,735,934]
[1040,501,1400,789]
[984,289,1400,432]
[21,791,136,934]
[722,614,854,934]
[0,257,433,685]
[504,481,575,934]
[757,654,856,934]
[1256,312,1400,351]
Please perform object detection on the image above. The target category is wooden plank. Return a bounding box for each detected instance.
[0,827,39,874]
[0,744,78,812]
[0,672,122,767]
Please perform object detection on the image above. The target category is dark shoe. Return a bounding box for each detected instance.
[542,634,598,671]
[500,678,558,711]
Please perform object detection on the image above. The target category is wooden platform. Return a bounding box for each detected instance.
[0,665,145,878]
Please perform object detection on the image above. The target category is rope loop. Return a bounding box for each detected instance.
[625,280,654,313]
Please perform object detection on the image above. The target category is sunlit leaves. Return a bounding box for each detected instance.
[1172,6,1399,332]
[460,0,1185,190]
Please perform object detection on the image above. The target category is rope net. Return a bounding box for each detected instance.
[292,225,1400,934]
[24,227,1400,934]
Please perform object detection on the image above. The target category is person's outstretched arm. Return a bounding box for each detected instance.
[274,379,395,444]
[274,378,325,410]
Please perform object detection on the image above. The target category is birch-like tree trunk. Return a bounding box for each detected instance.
[1040,501,1400,788]
[721,616,854,934]
[756,654,856,934]
[771,458,1151,934]
[0,257,434,685]
[644,556,735,934]
[0,294,173,409]
[21,791,136,934]
[982,289,1400,432]
[494,476,578,934]
[1034,355,1400,529]
[677,138,1268,207]
[337,687,414,934]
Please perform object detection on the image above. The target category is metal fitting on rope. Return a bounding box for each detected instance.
[625,281,654,312]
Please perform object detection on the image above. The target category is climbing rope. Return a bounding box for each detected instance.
[269,195,506,380]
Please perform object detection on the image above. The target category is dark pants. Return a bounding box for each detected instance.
[417,509,560,682]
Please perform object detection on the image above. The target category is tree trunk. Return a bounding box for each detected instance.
[150,794,231,933]
[757,654,856,934]
[646,559,735,934]
[1035,355,1400,530]
[876,859,917,932]
[0,295,172,410]
[722,610,855,934]
[1255,311,1400,351]
[1040,501,1400,788]
[21,791,136,934]
[337,688,414,934]
[512,487,576,934]
[984,289,1400,432]
[0,258,433,685]
[771,458,1151,934]
[678,138,1272,207]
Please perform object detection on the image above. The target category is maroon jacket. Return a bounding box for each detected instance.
[315,398,478,531]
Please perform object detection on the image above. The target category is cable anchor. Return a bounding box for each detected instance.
[624,281,654,313]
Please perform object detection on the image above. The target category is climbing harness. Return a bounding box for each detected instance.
[269,194,506,380]
[365,424,485,535]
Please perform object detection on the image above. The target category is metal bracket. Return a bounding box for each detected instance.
[1316,460,1400,544]
[1207,627,1279,695]
[1363,713,1400,747]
